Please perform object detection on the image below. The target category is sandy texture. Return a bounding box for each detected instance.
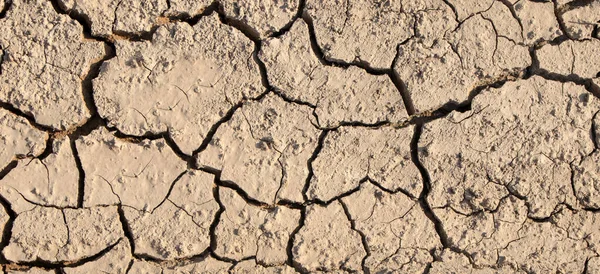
[94,14,263,155]
[0,0,105,130]
[2,0,600,272]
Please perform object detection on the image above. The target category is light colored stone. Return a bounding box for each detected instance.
[123,171,217,260]
[420,76,599,218]
[0,109,47,170]
[0,0,105,130]
[198,93,320,204]
[0,137,78,212]
[308,126,420,202]
[260,20,408,128]
[341,183,439,273]
[76,127,186,210]
[94,13,263,154]
[214,187,300,265]
[292,201,365,272]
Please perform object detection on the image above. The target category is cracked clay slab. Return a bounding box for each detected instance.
[93,13,263,155]
[0,0,106,130]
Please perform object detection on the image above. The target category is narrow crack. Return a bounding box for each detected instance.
[410,124,452,250]
[269,0,306,38]
[69,138,85,208]
[339,200,371,274]
[301,130,329,201]
[207,185,237,264]
[0,194,16,264]
[0,0,10,18]
[286,207,307,273]
[6,239,122,269]
[117,205,137,257]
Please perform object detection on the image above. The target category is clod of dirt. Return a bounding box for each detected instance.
[214,187,300,264]
[231,260,297,273]
[537,39,600,78]
[342,183,440,273]
[0,0,106,130]
[305,0,413,69]
[7,268,55,274]
[513,0,562,44]
[3,206,121,263]
[198,93,320,204]
[260,20,409,128]
[128,260,162,273]
[394,13,530,112]
[292,201,365,272]
[561,0,600,40]
[0,137,78,213]
[437,196,597,272]
[0,109,47,170]
[75,128,187,210]
[123,170,218,260]
[63,238,131,274]
[57,0,168,38]
[94,13,263,155]
[166,0,299,38]
[162,256,231,273]
[308,126,420,202]
[420,76,599,219]
[429,249,521,273]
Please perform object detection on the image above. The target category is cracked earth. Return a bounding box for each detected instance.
[0,0,599,273]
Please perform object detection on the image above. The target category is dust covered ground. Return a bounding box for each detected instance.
[0,0,600,273]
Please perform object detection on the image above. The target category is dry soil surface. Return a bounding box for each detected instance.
[0,0,600,273]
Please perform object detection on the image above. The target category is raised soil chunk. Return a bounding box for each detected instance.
[0,0,106,130]
[93,13,263,155]
[420,76,599,219]
[305,0,413,70]
[128,260,163,274]
[6,268,55,274]
[292,201,366,272]
[561,0,600,40]
[197,93,320,204]
[308,126,420,202]
[162,255,232,274]
[513,0,562,44]
[3,206,122,263]
[123,170,218,260]
[75,128,187,210]
[0,109,47,170]
[429,249,524,274]
[166,0,299,38]
[341,183,440,273]
[394,14,530,112]
[259,20,408,128]
[0,137,78,213]
[56,0,168,37]
[63,238,131,274]
[231,260,297,273]
[436,196,598,272]
[537,39,600,78]
[214,187,300,265]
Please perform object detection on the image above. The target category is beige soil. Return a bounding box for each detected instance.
[0,0,599,273]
